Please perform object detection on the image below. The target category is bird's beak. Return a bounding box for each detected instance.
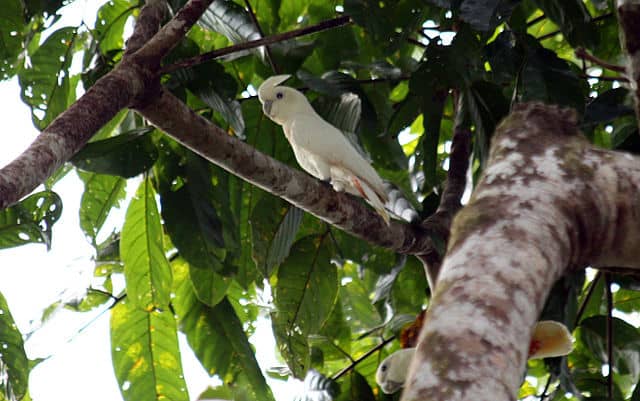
[381,380,404,395]
[262,100,273,116]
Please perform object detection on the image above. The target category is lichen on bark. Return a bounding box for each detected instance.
[402,103,640,401]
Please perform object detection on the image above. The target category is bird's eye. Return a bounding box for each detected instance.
[380,364,387,372]
[276,92,284,99]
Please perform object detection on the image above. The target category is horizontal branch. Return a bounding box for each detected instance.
[135,89,435,255]
[159,15,352,74]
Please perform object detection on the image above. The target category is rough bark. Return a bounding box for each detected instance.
[617,0,640,129]
[402,103,640,401]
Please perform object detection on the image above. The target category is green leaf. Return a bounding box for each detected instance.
[0,191,62,250]
[250,195,303,278]
[272,235,338,377]
[336,371,375,401]
[120,178,172,310]
[71,128,158,177]
[78,172,127,243]
[459,0,502,31]
[111,299,188,401]
[0,0,24,80]
[532,0,597,47]
[579,315,640,378]
[583,88,634,128]
[344,0,428,54]
[0,291,28,401]
[94,0,138,55]
[161,186,226,271]
[464,80,510,165]
[172,261,275,401]
[18,27,79,129]
[199,0,263,61]
[168,47,245,136]
[517,34,589,114]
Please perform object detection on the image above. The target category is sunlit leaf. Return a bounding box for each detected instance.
[111,299,188,401]
[0,191,62,250]
[0,291,28,401]
[121,178,172,310]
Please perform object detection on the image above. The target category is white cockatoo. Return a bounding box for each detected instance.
[257,75,390,224]
[375,320,574,394]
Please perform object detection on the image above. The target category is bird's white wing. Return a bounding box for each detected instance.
[289,114,387,201]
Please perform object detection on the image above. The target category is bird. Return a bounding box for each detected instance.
[375,319,573,394]
[257,74,390,225]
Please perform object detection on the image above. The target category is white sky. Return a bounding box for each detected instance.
[0,1,296,400]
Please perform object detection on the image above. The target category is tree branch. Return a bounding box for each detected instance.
[123,0,166,56]
[159,15,352,74]
[418,126,471,289]
[243,0,279,73]
[575,47,626,73]
[402,103,640,401]
[616,0,640,131]
[0,0,212,209]
[135,89,435,255]
[134,0,214,60]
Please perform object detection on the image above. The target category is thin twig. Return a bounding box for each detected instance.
[243,0,279,73]
[407,37,427,48]
[538,30,561,41]
[538,374,552,400]
[574,271,602,327]
[331,336,395,381]
[527,14,546,26]
[160,15,352,74]
[605,273,614,400]
[575,47,626,73]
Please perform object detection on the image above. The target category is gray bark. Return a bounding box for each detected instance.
[402,103,640,401]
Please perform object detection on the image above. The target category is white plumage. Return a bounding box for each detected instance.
[257,75,389,224]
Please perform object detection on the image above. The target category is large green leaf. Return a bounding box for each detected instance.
[464,80,510,165]
[94,0,138,55]
[0,191,62,250]
[533,0,597,47]
[120,178,172,310]
[517,34,589,114]
[0,0,24,80]
[336,371,375,401]
[272,235,338,377]
[579,316,640,378]
[18,27,80,129]
[111,299,188,401]
[199,0,263,61]
[71,128,158,178]
[172,260,275,401]
[78,171,127,244]
[250,195,303,278]
[344,0,428,54]
[0,291,28,401]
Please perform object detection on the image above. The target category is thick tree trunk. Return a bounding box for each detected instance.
[402,103,640,401]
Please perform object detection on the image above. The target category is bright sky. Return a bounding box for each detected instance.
[0,1,295,400]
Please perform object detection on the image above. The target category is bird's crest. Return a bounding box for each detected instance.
[258,74,291,101]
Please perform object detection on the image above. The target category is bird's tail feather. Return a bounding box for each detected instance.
[528,320,573,359]
[352,177,390,225]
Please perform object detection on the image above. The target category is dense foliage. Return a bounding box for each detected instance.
[0,0,638,400]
